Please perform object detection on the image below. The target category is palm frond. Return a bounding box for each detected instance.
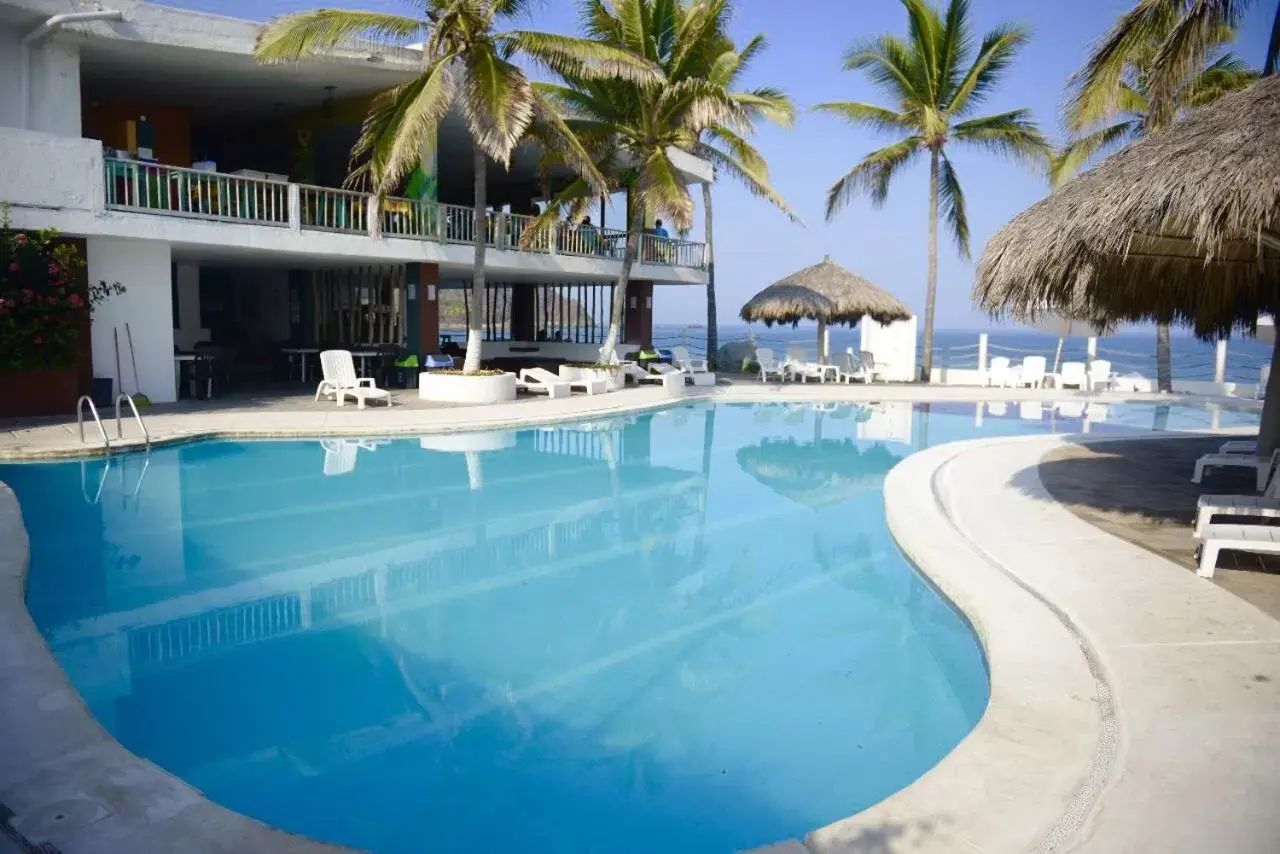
[936,0,974,105]
[733,87,796,127]
[694,132,801,223]
[902,0,944,104]
[348,58,456,194]
[254,9,424,62]
[938,152,969,258]
[461,41,535,164]
[946,23,1028,118]
[1179,51,1258,108]
[1048,120,1138,187]
[501,30,662,82]
[811,100,912,134]
[952,109,1049,166]
[1146,0,1247,107]
[824,137,924,221]
[634,148,695,231]
[528,87,609,195]
[844,35,926,105]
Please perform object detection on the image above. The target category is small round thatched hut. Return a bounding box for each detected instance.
[974,76,1280,447]
[740,256,912,361]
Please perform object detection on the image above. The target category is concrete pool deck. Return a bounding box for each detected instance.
[0,387,1275,853]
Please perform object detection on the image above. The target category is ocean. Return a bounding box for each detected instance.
[652,323,1273,384]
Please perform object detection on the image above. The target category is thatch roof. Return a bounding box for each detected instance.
[736,438,902,508]
[740,256,912,327]
[975,76,1280,339]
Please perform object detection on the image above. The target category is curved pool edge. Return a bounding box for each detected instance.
[0,483,362,854]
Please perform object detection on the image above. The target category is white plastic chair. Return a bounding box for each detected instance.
[1016,356,1047,388]
[516,367,573,398]
[986,356,1014,388]
[672,345,709,373]
[858,350,887,383]
[756,348,790,382]
[1088,359,1113,391]
[836,349,869,384]
[1058,361,1087,389]
[1195,463,1280,538]
[1192,448,1280,492]
[315,350,391,409]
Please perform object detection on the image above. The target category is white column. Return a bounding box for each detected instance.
[817,319,829,362]
[1214,339,1228,384]
[288,184,302,232]
[367,195,381,239]
[88,237,176,403]
[978,332,989,372]
[1086,336,1098,362]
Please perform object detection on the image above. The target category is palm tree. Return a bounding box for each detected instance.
[816,0,1048,381]
[690,22,798,368]
[1064,10,1258,392]
[533,0,795,362]
[254,1,655,372]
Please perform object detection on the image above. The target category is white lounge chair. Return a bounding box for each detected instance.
[320,438,378,476]
[835,350,868,383]
[1058,361,1087,390]
[516,367,574,398]
[986,356,1014,388]
[1191,448,1280,492]
[672,345,709,373]
[756,348,791,382]
[1088,359,1113,391]
[987,401,1008,416]
[1019,401,1043,421]
[1015,356,1047,388]
[315,350,391,409]
[1056,400,1086,418]
[1220,439,1258,455]
[520,366,604,395]
[1197,524,1280,577]
[858,350,887,383]
[1194,467,1280,538]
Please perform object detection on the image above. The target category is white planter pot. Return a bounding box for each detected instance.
[662,372,685,398]
[558,365,584,382]
[419,431,516,453]
[418,371,517,404]
[578,367,623,391]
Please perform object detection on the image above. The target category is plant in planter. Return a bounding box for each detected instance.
[562,361,623,390]
[0,208,123,415]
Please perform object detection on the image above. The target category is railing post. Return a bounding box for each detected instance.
[367,195,381,239]
[1214,338,1228,384]
[494,212,507,250]
[977,332,988,372]
[1086,336,1098,364]
[436,202,448,241]
[548,222,559,256]
[288,184,302,232]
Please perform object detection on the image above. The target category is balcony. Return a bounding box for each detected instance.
[102,157,708,271]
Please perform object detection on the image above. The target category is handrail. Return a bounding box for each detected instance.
[115,393,151,453]
[80,459,110,504]
[103,157,290,226]
[76,395,111,457]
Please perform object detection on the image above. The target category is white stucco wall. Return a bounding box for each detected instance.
[88,237,176,404]
[27,38,81,137]
[861,317,918,383]
[0,127,104,211]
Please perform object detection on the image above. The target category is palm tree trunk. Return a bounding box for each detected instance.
[921,149,940,382]
[463,143,487,373]
[1156,322,1172,392]
[1265,0,1280,76]
[1258,339,1280,454]
[702,181,717,370]
[600,200,638,362]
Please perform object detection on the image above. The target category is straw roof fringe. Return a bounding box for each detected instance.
[740,256,912,327]
[975,76,1280,339]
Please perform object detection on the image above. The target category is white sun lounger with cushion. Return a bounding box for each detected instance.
[1015,356,1047,388]
[1058,361,1087,389]
[1191,448,1280,491]
[1197,524,1280,577]
[521,366,605,395]
[516,368,573,398]
[672,345,709,373]
[316,350,391,409]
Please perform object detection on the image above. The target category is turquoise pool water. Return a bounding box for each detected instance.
[2,400,1257,853]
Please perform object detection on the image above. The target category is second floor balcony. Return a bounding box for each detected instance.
[101,157,708,272]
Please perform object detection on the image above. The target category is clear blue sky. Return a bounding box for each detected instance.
[168,0,1275,329]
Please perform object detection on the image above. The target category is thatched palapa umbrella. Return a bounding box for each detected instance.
[975,77,1280,448]
[740,256,912,362]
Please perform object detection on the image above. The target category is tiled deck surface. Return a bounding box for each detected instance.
[1040,437,1280,619]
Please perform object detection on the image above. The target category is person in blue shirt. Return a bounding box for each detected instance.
[652,219,669,238]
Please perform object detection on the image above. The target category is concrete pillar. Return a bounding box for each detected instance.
[88,237,176,403]
[817,320,830,362]
[1086,336,1098,362]
[978,332,988,372]
[404,262,440,356]
[1214,339,1228,384]
[624,280,654,345]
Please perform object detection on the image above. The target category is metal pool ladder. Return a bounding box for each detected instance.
[114,393,151,453]
[76,395,111,457]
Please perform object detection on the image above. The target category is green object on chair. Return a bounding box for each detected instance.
[394,355,420,368]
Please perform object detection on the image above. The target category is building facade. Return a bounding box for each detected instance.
[0,0,711,403]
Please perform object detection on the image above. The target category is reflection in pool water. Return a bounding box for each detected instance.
[0,400,1256,853]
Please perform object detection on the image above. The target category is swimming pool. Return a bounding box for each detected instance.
[0,399,1257,853]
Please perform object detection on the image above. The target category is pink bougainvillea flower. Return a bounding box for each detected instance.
[21,289,34,301]
[48,263,60,275]
[13,234,28,245]
[6,262,16,272]
[33,336,42,344]
[67,293,83,308]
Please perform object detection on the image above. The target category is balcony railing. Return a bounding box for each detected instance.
[101,158,706,270]
[299,185,370,234]
[104,158,289,225]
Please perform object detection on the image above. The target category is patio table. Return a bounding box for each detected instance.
[350,349,380,377]
[281,347,319,383]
